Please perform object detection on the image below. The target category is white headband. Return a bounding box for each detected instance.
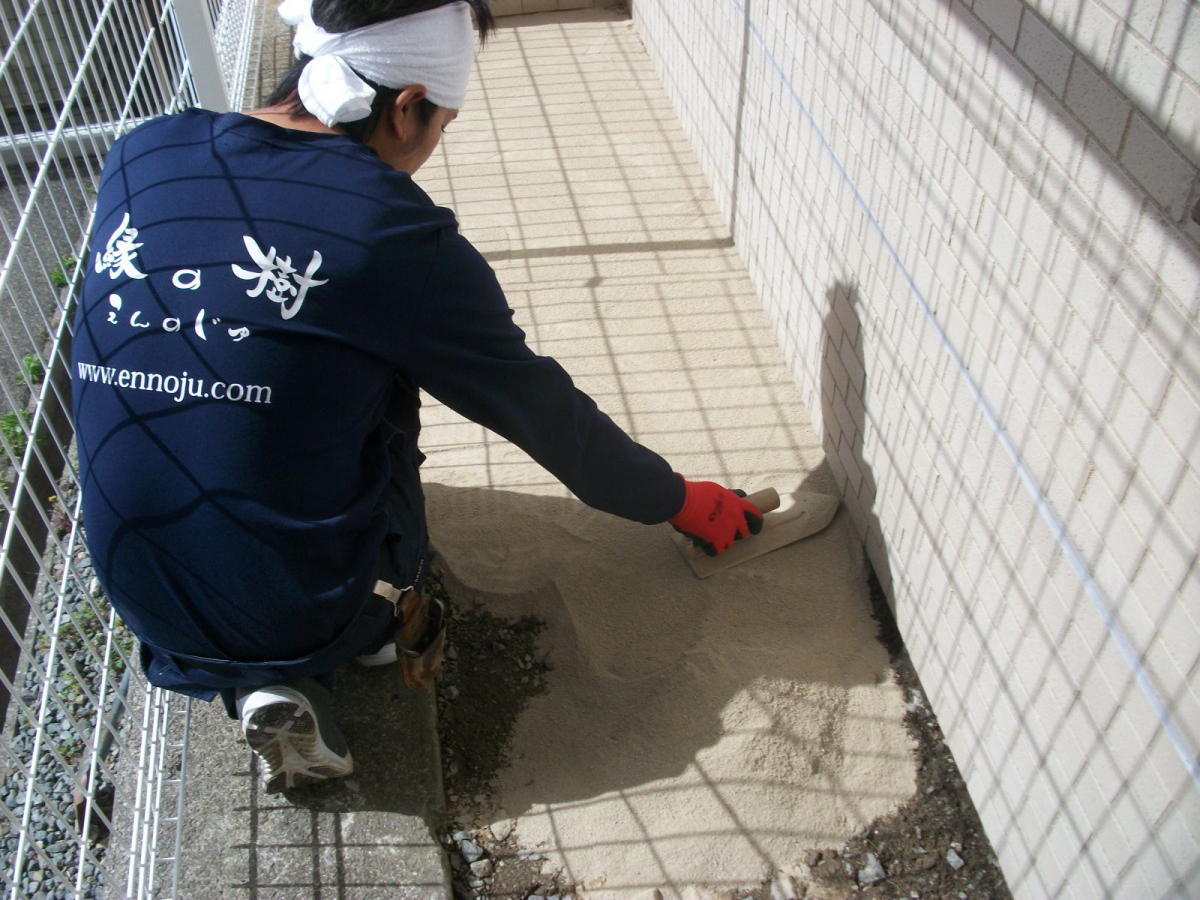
[277,0,475,127]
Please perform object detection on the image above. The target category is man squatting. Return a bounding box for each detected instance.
[72,0,764,792]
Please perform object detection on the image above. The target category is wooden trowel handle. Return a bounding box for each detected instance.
[745,487,781,515]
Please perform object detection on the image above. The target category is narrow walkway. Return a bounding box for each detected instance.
[420,10,915,897]
[160,8,916,899]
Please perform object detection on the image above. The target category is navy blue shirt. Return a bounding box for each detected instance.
[72,109,683,678]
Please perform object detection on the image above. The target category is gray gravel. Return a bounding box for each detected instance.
[460,838,484,864]
[858,852,887,885]
[1,531,133,900]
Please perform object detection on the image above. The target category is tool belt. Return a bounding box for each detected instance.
[374,581,447,689]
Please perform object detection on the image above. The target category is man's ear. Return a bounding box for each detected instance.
[388,85,429,145]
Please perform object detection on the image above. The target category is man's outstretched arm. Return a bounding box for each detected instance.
[406,231,761,550]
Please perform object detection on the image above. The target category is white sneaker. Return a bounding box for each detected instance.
[236,679,353,793]
[355,640,398,667]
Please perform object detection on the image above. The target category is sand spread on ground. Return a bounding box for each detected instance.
[428,479,916,898]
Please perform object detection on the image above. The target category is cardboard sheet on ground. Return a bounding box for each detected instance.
[418,10,917,896]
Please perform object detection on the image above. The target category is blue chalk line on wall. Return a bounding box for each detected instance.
[721,0,1200,790]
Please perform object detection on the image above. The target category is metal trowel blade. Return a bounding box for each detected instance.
[672,490,840,579]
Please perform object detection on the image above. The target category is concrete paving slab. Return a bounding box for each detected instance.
[110,666,449,899]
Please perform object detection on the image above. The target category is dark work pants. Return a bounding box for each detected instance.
[141,379,431,718]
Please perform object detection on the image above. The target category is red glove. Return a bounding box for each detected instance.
[669,476,764,557]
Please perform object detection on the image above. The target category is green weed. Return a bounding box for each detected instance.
[22,354,44,386]
[1,411,30,458]
[49,255,77,289]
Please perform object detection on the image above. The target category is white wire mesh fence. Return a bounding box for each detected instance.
[209,0,258,112]
[0,2,255,897]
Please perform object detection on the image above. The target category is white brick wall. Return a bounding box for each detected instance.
[632,0,1200,897]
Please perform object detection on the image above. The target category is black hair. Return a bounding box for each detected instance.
[265,0,495,143]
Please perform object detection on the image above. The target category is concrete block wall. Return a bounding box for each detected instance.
[631,0,1200,897]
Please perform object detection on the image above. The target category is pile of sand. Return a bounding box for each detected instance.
[428,478,916,898]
